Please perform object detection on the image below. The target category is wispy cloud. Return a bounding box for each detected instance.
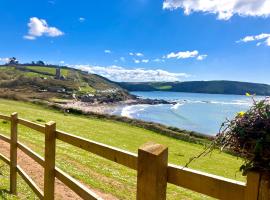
[24,17,64,40]
[129,52,144,57]
[141,59,149,63]
[136,53,144,57]
[165,50,207,60]
[71,65,190,82]
[104,49,112,54]
[163,0,270,20]
[133,59,150,64]
[166,50,199,59]
[153,58,165,63]
[134,59,140,64]
[196,54,208,60]
[79,17,85,22]
[238,33,270,46]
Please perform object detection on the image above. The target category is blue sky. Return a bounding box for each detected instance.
[0,0,270,83]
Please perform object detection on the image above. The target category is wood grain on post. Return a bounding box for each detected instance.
[258,173,270,200]
[136,142,168,200]
[10,112,18,194]
[245,171,261,200]
[44,121,56,200]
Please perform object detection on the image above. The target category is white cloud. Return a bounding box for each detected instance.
[141,59,149,63]
[163,0,270,20]
[24,17,64,40]
[266,38,270,46]
[136,53,144,57]
[129,52,144,57]
[167,50,199,59]
[79,17,85,22]
[238,33,270,46]
[59,61,65,64]
[23,35,36,40]
[71,65,190,82]
[197,54,208,60]
[104,49,112,54]
[134,59,140,64]
[0,57,9,63]
[166,50,207,60]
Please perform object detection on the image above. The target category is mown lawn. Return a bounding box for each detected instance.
[0,99,245,199]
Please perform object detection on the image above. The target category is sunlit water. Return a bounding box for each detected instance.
[111,91,262,136]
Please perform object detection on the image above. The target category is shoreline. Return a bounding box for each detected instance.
[53,102,213,144]
[61,97,175,115]
[0,97,213,144]
[62,100,125,114]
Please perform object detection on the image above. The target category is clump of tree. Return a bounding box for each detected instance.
[31,60,45,66]
[7,57,19,66]
[2,57,46,66]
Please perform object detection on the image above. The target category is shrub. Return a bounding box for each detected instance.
[216,97,270,174]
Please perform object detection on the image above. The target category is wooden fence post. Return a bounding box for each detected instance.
[245,171,261,200]
[245,171,270,200]
[44,121,56,200]
[136,142,168,200]
[258,172,270,200]
[10,112,18,194]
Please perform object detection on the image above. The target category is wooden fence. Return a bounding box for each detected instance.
[0,112,265,200]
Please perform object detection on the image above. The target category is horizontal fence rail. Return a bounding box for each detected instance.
[55,167,103,200]
[18,118,45,133]
[167,164,246,200]
[56,130,138,170]
[17,165,44,199]
[0,152,10,165]
[0,113,263,200]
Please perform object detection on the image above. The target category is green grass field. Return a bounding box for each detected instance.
[26,66,69,77]
[154,85,172,90]
[0,99,245,199]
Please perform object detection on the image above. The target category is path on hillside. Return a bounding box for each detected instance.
[0,140,118,200]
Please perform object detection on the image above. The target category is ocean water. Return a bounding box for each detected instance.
[112,91,261,136]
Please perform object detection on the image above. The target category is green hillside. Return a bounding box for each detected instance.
[0,99,245,199]
[118,80,270,96]
[0,65,130,102]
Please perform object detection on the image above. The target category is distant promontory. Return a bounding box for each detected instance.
[117,80,270,96]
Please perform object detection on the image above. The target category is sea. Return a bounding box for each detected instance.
[111,91,263,136]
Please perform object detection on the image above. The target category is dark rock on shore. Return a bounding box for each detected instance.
[134,97,174,105]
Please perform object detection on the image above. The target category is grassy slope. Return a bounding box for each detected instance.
[0,99,245,199]
[0,65,124,97]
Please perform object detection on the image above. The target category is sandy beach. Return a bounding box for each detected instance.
[62,99,138,114]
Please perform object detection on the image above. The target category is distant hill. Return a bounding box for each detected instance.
[117,81,270,96]
[0,65,131,102]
